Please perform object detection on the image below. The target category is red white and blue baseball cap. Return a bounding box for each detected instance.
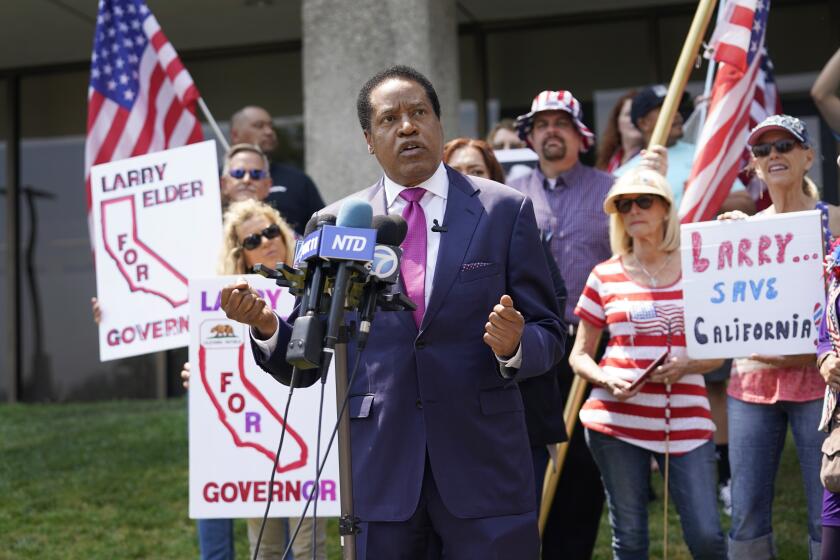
[515,90,595,152]
[747,114,811,147]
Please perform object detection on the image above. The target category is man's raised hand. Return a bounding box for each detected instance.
[220,278,277,339]
[483,294,525,359]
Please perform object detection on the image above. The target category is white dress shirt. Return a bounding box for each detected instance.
[383,162,448,309]
[253,163,521,368]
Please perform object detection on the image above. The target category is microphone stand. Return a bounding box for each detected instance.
[257,262,416,560]
[333,324,359,560]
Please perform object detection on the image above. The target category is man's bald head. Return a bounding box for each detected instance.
[230,106,278,154]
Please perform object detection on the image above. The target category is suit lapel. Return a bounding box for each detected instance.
[420,167,484,333]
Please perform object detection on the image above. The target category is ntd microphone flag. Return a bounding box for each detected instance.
[318,226,376,262]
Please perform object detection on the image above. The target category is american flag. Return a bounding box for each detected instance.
[85,0,203,222]
[679,0,775,223]
[741,52,782,208]
[630,303,685,336]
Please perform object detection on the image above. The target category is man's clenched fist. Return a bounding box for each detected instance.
[483,294,524,359]
[220,278,278,340]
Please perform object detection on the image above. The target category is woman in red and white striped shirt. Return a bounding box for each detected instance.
[570,168,726,559]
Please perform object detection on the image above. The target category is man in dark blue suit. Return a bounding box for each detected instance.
[221,65,564,558]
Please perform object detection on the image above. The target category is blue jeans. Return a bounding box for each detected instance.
[727,397,825,559]
[586,429,726,560]
[198,518,234,560]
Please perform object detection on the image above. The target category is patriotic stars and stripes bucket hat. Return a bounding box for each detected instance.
[515,90,595,152]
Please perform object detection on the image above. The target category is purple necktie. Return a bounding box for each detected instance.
[399,187,427,327]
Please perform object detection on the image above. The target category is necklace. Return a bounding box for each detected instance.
[632,251,673,287]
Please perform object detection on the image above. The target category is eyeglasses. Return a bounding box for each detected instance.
[751,139,799,158]
[615,195,658,214]
[228,168,269,180]
[240,224,281,251]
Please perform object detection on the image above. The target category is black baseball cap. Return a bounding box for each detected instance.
[630,85,694,129]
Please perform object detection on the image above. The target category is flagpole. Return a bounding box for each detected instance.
[197,97,230,152]
[699,62,716,127]
[699,1,727,125]
[538,374,589,535]
[649,0,719,148]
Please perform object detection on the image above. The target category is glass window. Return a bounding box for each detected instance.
[483,20,650,116]
[15,71,156,399]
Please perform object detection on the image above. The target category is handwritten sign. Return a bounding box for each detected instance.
[493,147,538,183]
[188,275,340,519]
[680,211,824,359]
[91,140,222,361]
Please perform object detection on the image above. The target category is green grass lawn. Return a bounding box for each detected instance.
[0,399,811,559]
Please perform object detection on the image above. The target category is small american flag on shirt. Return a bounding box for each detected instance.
[630,303,685,336]
[85,0,203,231]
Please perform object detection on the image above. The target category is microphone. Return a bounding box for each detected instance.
[299,214,337,315]
[344,215,391,309]
[320,200,375,362]
[357,215,410,347]
[251,214,336,296]
[370,215,406,285]
[394,213,408,241]
[284,213,336,373]
[431,219,448,233]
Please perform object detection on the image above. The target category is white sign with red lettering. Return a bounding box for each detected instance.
[680,211,825,359]
[188,275,340,518]
[91,140,222,361]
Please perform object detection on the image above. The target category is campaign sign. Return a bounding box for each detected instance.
[91,140,222,361]
[189,275,340,518]
[680,211,825,359]
[318,226,376,261]
[493,147,538,183]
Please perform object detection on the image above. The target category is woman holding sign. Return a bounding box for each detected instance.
[571,168,726,559]
[210,199,327,560]
[92,196,318,557]
[719,115,839,559]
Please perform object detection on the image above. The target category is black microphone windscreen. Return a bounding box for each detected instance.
[373,215,401,245]
[317,213,337,227]
[371,214,390,232]
[389,215,408,245]
[303,215,320,236]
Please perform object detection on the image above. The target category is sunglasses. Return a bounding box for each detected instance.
[228,168,269,180]
[751,139,799,158]
[615,195,659,214]
[240,223,281,251]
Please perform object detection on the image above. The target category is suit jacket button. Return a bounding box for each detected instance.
[415,399,423,409]
[415,340,426,349]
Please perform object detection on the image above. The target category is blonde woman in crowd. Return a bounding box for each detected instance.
[571,168,726,559]
[719,115,840,559]
[206,199,327,560]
